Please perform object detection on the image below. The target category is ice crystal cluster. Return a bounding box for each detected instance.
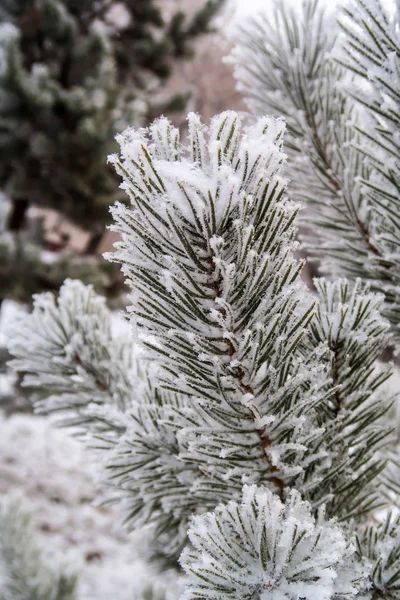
[8,106,400,599]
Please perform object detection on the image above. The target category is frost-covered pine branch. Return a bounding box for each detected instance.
[8,280,134,443]
[7,111,399,597]
[336,0,400,343]
[103,111,327,555]
[230,0,400,343]
[304,278,393,518]
[338,0,400,127]
[180,485,365,600]
[0,492,79,600]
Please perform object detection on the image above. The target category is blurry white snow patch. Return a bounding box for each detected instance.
[0,300,27,405]
[0,299,26,346]
[0,414,181,600]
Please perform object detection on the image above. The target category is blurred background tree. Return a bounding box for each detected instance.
[0,0,224,305]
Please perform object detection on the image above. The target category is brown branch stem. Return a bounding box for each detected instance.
[207,252,286,501]
[332,345,344,419]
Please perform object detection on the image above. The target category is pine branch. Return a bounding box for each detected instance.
[8,279,134,442]
[103,111,394,558]
[108,112,326,500]
[231,0,400,343]
[305,278,393,519]
[336,0,400,342]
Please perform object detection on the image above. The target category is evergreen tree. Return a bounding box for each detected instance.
[8,111,400,598]
[0,0,223,227]
[0,0,224,303]
[230,0,400,345]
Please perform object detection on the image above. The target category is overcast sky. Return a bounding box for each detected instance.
[234,0,393,15]
[235,0,266,14]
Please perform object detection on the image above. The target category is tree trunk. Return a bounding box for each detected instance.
[8,198,29,232]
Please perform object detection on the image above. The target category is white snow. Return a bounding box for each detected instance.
[0,413,181,600]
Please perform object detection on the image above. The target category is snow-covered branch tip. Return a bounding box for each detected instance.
[180,485,365,600]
